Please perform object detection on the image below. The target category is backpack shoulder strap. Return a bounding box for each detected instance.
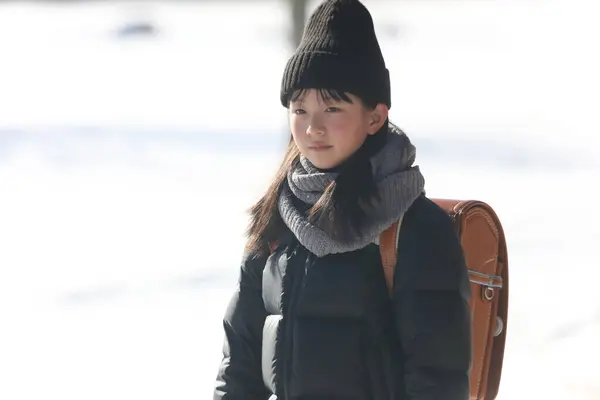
[379,215,403,297]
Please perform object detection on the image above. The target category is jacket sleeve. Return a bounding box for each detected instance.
[214,250,270,400]
[393,215,472,400]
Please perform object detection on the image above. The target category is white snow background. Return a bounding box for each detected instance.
[0,0,599,399]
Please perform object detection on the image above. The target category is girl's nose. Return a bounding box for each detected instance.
[306,117,325,136]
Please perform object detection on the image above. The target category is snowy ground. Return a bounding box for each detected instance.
[0,1,599,399]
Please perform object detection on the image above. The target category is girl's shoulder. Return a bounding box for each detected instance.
[397,195,467,289]
[238,248,270,288]
[403,194,456,235]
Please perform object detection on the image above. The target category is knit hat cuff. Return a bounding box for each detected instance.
[280,50,391,108]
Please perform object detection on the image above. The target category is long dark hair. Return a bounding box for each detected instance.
[246,88,388,256]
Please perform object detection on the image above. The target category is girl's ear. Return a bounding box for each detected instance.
[366,104,389,135]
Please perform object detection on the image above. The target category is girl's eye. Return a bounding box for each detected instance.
[326,107,341,112]
[292,109,306,115]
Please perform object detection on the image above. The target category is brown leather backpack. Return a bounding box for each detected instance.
[380,199,509,400]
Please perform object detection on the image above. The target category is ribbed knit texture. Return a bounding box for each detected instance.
[277,124,425,257]
[280,0,391,108]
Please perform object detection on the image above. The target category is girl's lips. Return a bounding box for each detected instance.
[308,145,332,151]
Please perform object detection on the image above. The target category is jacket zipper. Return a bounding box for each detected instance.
[282,247,309,399]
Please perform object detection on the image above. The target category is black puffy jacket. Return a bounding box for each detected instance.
[214,195,472,400]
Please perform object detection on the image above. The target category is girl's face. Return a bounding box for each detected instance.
[289,89,388,170]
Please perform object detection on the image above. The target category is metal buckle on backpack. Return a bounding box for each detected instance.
[483,286,495,301]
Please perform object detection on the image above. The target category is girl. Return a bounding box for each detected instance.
[214,0,472,399]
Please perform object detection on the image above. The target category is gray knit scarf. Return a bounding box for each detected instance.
[278,123,425,257]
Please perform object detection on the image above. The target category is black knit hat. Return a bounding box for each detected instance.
[280,0,391,109]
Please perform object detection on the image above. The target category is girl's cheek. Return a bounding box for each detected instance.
[330,119,353,135]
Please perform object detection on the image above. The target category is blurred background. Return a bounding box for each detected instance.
[0,0,599,399]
